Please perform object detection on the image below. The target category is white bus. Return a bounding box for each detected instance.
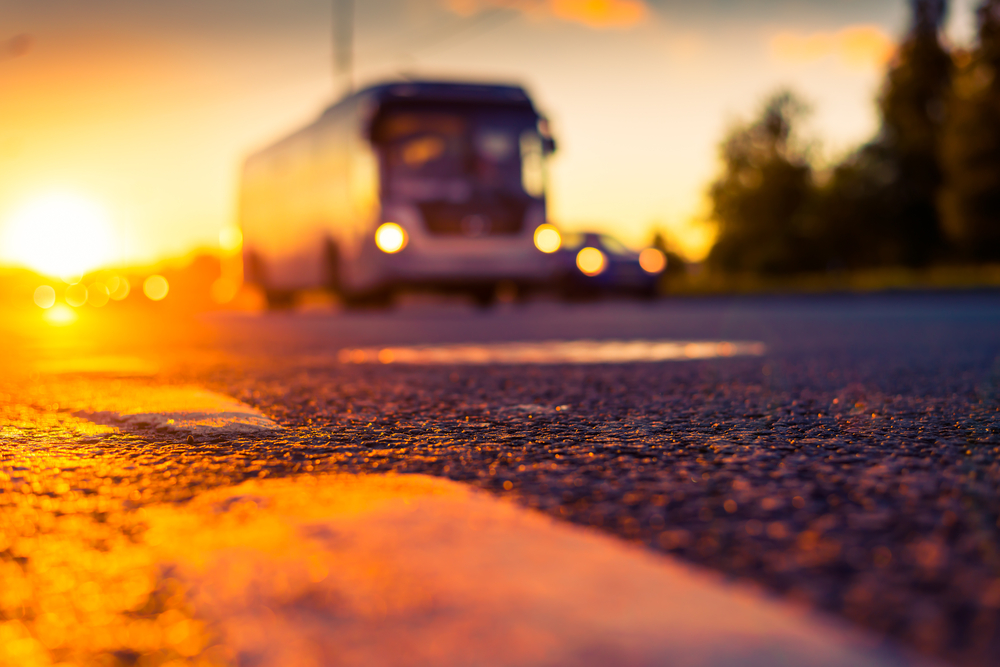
[239,80,559,307]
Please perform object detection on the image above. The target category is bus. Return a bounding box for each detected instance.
[238,80,560,307]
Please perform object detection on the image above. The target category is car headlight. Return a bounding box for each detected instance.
[639,248,666,274]
[576,247,606,276]
[375,222,407,253]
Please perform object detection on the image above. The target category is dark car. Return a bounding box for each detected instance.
[551,231,665,299]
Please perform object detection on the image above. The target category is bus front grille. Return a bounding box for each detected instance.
[418,200,527,237]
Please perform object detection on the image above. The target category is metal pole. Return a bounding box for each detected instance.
[334,0,354,96]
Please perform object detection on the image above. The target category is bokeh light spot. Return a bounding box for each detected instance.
[533,224,562,253]
[639,247,666,274]
[576,247,606,276]
[210,277,239,304]
[33,285,56,309]
[108,276,130,301]
[65,284,88,307]
[375,223,406,254]
[88,283,110,307]
[143,275,169,301]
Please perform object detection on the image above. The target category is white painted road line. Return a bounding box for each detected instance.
[67,384,935,666]
[139,473,932,667]
[74,384,281,436]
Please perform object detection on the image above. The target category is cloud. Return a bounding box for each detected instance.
[0,34,32,61]
[444,0,648,29]
[770,25,895,69]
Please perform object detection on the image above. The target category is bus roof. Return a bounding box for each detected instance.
[321,80,538,119]
[244,80,542,166]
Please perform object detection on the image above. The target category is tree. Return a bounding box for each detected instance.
[815,0,953,269]
[875,0,953,266]
[707,1,955,274]
[813,142,897,269]
[940,0,1000,260]
[650,231,687,279]
[706,91,820,274]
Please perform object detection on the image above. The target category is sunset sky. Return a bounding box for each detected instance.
[0,0,982,271]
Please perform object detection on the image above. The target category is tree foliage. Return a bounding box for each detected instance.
[874,0,953,266]
[939,0,1000,260]
[707,91,818,274]
[650,231,687,279]
[706,0,974,273]
[817,0,952,270]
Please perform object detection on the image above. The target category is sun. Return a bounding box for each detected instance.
[0,192,117,278]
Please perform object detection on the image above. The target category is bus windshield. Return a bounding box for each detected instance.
[373,106,543,202]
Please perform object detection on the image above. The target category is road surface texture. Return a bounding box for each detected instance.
[2,292,999,666]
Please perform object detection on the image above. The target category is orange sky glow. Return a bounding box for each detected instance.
[0,0,981,277]
[447,0,648,28]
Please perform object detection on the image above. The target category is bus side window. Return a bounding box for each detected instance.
[350,136,379,228]
[520,130,545,198]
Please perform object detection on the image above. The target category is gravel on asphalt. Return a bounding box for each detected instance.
[2,293,999,666]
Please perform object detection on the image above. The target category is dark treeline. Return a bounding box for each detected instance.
[708,0,1000,275]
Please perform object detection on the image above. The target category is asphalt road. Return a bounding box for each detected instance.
[3,292,1000,666]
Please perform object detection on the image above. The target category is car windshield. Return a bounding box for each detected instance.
[374,107,542,201]
[560,233,586,250]
[600,235,632,256]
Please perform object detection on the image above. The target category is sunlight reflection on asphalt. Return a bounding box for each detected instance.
[132,473,915,667]
[0,376,923,667]
[3,297,994,666]
[337,339,767,365]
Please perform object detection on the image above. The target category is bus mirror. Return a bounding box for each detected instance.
[542,137,557,155]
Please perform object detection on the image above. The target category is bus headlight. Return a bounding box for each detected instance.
[639,247,666,274]
[576,247,606,276]
[375,222,407,253]
[533,224,561,253]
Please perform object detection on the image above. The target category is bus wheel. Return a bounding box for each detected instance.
[264,289,295,310]
[470,286,497,309]
[636,284,659,301]
[323,239,342,293]
[341,288,393,310]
